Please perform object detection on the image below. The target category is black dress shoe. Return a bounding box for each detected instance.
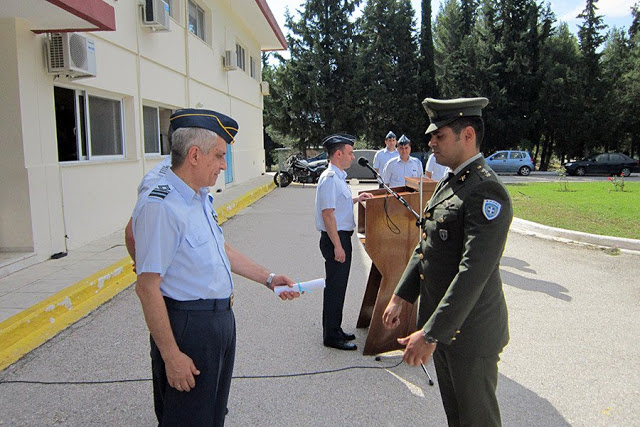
[341,330,356,341]
[324,339,357,351]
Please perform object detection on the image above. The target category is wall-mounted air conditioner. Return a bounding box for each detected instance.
[260,81,270,96]
[46,32,97,78]
[223,50,238,71]
[141,0,170,32]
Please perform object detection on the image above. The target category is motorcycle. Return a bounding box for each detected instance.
[273,153,327,187]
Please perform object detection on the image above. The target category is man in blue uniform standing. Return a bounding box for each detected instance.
[133,109,299,426]
[381,134,424,187]
[373,131,399,173]
[316,134,373,350]
[383,98,512,426]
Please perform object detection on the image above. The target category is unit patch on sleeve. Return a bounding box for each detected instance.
[482,199,502,221]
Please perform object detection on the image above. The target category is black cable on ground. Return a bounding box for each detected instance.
[0,360,403,386]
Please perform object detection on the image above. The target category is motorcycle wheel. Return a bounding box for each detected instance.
[274,171,292,188]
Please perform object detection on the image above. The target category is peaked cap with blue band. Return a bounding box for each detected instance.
[321,133,356,149]
[422,97,489,134]
[169,108,239,144]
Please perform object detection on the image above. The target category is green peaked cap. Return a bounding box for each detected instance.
[422,97,489,134]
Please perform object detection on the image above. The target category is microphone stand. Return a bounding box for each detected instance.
[362,157,434,386]
[359,158,424,228]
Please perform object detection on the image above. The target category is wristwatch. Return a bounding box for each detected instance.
[422,330,438,344]
[265,272,276,288]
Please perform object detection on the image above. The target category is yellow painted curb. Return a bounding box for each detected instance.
[0,258,136,371]
[0,180,276,371]
[217,181,276,224]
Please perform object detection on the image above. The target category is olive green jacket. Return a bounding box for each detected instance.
[394,157,512,357]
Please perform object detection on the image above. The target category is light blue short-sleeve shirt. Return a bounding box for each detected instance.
[373,148,399,170]
[137,157,172,196]
[132,169,233,300]
[381,156,423,187]
[315,163,355,232]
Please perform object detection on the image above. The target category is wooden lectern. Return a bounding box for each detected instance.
[356,177,437,355]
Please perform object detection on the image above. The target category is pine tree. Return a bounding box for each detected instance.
[355,0,422,147]
[537,23,584,166]
[576,0,608,156]
[418,0,437,100]
[277,0,360,151]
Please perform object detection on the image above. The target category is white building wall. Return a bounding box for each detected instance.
[0,0,273,259]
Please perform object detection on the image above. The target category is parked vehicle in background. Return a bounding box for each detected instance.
[485,150,535,176]
[274,153,327,187]
[306,151,328,163]
[346,149,377,180]
[563,153,639,177]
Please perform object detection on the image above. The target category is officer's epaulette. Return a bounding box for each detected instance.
[148,184,172,200]
[326,171,335,177]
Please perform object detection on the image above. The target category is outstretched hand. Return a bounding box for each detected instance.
[269,274,300,300]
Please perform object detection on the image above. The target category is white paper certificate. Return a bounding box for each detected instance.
[273,278,325,296]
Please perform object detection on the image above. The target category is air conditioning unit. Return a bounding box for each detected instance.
[260,81,270,96]
[223,50,238,71]
[46,32,97,78]
[141,0,170,32]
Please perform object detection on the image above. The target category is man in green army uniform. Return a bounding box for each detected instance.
[383,97,512,426]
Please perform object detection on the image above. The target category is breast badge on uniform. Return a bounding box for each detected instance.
[439,229,448,241]
[482,199,502,220]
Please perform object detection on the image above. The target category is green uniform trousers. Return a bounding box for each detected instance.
[433,346,502,427]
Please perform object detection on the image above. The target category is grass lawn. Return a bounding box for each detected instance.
[506,181,640,240]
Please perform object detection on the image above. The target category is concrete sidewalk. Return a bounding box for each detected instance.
[0,174,276,370]
[1,174,638,371]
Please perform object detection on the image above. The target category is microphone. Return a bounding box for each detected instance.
[358,157,423,227]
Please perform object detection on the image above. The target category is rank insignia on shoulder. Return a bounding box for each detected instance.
[482,199,501,220]
[149,184,171,200]
[326,171,335,177]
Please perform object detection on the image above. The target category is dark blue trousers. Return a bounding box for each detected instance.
[151,298,236,426]
[320,230,353,341]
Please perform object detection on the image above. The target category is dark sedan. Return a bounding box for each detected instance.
[563,153,639,177]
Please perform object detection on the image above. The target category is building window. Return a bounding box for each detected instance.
[236,43,246,71]
[143,106,173,155]
[165,0,173,17]
[250,56,257,79]
[188,1,205,41]
[54,86,124,162]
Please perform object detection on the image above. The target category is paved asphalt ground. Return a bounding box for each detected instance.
[0,181,638,426]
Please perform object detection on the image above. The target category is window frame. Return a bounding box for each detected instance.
[54,86,125,163]
[236,43,246,71]
[188,0,206,41]
[143,105,173,156]
[250,55,257,79]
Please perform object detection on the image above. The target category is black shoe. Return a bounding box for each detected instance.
[341,330,356,341]
[324,339,357,351]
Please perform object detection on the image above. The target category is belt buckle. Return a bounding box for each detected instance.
[230,293,234,308]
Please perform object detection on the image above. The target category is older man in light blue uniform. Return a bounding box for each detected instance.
[316,134,373,351]
[381,134,423,187]
[133,109,299,426]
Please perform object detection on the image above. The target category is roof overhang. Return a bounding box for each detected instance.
[0,0,116,34]
[232,0,287,51]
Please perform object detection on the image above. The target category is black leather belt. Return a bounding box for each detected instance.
[322,230,354,236]
[164,295,233,311]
